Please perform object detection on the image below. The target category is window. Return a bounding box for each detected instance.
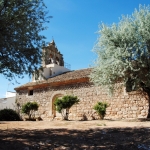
[49,68,52,76]
[28,90,33,96]
[56,57,60,65]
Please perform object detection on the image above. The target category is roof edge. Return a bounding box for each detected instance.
[15,77,90,91]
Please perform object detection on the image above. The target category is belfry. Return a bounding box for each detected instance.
[42,40,64,67]
[32,40,70,81]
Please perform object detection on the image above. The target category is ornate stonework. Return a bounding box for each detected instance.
[42,40,64,67]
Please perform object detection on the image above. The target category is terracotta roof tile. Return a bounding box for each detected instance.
[15,68,92,90]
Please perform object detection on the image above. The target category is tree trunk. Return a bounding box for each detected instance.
[29,113,32,120]
[61,109,69,120]
[141,83,150,118]
[145,91,150,118]
[65,108,69,120]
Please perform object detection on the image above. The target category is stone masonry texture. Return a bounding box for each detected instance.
[16,82,149,121]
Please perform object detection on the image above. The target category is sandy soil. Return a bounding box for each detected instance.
[0,119,150,150]
[1,119,150,130]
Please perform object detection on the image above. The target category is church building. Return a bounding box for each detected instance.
[15,40,149,121]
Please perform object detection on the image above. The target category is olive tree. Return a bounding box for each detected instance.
[54,95,79,120]
[0,0,51,80]
[90,5,150,118]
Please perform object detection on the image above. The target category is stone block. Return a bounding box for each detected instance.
[105,111,110,115]
[132,111,137,114]
[131,107,138,111]
[141,110,146,113]
[138,115,145,118]
[123,111,127,115]
[117,111,123,115]
[132,114,136,118]
[141,113,146,116]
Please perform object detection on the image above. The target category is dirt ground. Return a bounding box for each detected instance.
[0,119,150,150]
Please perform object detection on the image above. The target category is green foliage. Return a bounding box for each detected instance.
[94,102,108,119]
[90,5,150,94]
[54,95,79,113]
[0,0,51,80]
[54,95,79,120]
[0,108,21,121]
[21,102,39,119]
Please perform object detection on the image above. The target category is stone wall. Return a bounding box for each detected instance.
[16,82,149,121]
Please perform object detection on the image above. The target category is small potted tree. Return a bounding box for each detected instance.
[54,95,79,120]
[93,102,108,119]
[21,102,39,121]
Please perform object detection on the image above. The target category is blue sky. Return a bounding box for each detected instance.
[0,0,149,98]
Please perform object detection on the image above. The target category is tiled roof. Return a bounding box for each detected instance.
[15,68,92,90]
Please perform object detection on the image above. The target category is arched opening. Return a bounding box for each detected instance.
[51,94,64,118]
[48,54,53,64]
[56,57,60,65]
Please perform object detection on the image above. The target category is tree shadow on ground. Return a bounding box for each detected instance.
[0,127,150,150]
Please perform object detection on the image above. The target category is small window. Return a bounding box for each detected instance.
[56,57,60,65]
[49,68,52,76]
[28,90,33,96]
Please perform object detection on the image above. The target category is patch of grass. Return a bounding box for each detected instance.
[64,122,70,125]
[97,123,106,126]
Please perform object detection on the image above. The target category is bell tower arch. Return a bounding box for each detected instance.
[42,40,64,67]
[32,40,70,81]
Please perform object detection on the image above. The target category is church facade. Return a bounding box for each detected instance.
[15,41,149,121]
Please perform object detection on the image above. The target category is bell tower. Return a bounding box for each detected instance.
[42,40,64,67]
[32,40,70,82]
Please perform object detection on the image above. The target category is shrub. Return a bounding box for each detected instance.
[94,102,108,119]
[0,108,21,121]
[21,102,39,120]
[54,95,79,120]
